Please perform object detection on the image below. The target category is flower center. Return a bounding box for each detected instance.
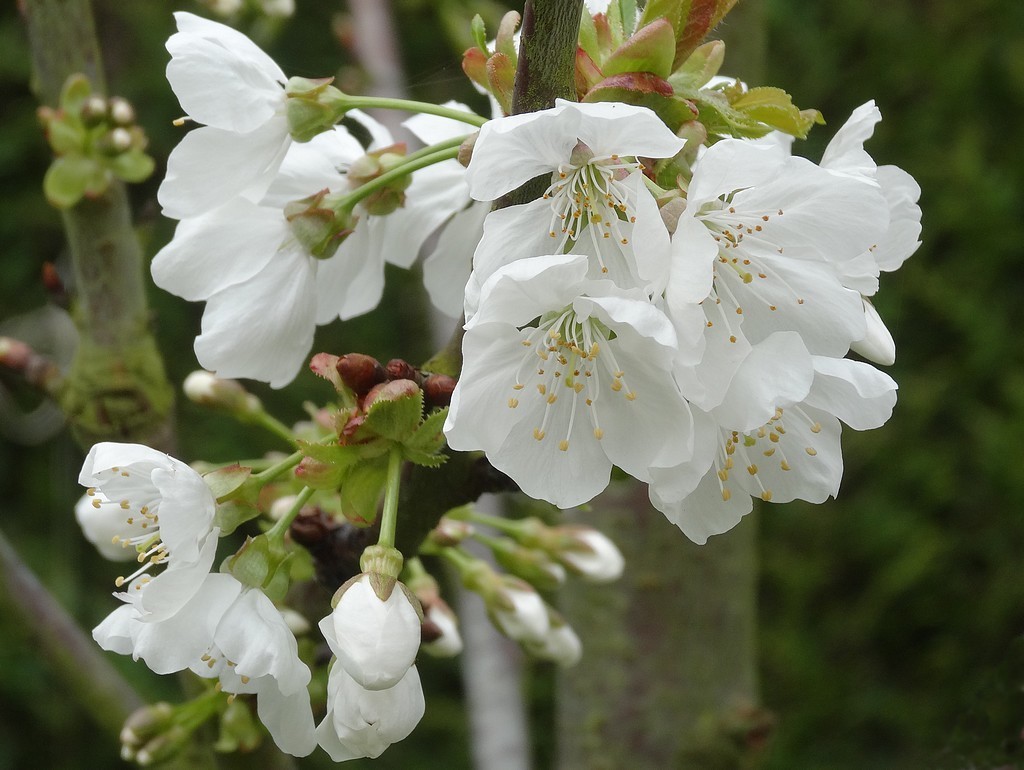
[711,406,823,503]
[542,142,640,273]
[507,309,637,452]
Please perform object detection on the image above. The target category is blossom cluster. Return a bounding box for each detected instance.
[444,98,920,543]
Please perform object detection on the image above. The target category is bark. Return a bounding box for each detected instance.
[556,4,770,769]
[21,0,175,452]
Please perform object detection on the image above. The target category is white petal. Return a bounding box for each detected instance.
[872,165,922,273]
[150,463,216,562]
[137,529,221,622]
[152,198,287,301]
[329,576,421,691]
[819,101,880,178]
[471,254,590,328]
[653,463,753,545]
[159,119,290,219]
[315,224,387,323]
[193,247,316,388]
[850,298,897,366]
[252,680,317,757]
[805,356,897,430]
[563,100,684,160]
[422,202,488,318]
[166,28,285,132]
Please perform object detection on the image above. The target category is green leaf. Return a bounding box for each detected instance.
[602,19,677,79]
[638,0,687,33]
[405,407,449,455]
[43,155,102,208]
[731,87,825,139]
[296,439,367,470]
[46,118,84,155]
[339,456,389,524]
[671,40,725,89]
[402,448,448,468]
[108,149,155,183]
[360,388,424,442]
[578,7,600,62]
[59,73,92,114]
[616,0,639,37]
[470,14,488,52]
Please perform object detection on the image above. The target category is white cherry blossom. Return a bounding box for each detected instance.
[464,100,684,317]
[446,254,695,509]
[160,12,292,218]
[79,442,219,621]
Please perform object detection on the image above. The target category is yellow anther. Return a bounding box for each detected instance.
[780,460,791,471]
[725,457,734,470]
[507,398,519,408]
[625,391,637,401]
[747,464,758,475]
[805,447,817,456]
[610,380,623,392]
[534,428,545,441]
[593,428,604,440]
[547,393,558,404]
[574,382,585,393]
[92,499,101,509]
[558,440,570,451]
[87,488,96,496]
[718,469,729,482]
[810,422,822,434]
[722,488,732,502]
[769,432,780,443]
[513,383,524,391]
[763,447,776,457]
[120,500,130,510]
[761,490,773,502]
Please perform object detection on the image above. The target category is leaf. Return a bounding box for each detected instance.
[59,74,92,114]
[671,40,725,89]
[359,388,424,442]
[405,407,449,455]
[339,456,390,524]
[470,13,488,52]
[46,118,84,156]
[43,155,101,208]
[108,149,155,183]
[731,86,825,139]
[602,19,677,80]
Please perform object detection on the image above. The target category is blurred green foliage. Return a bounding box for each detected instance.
[1,0,1023,768]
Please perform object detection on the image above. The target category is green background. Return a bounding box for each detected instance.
[1,0,1023,768]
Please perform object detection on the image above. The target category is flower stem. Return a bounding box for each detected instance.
[377,446,404,549]
[265,486,314,543]
[338,95,487,127]
[330,145,461,212]
[253,450,304,484]
[245,409,296,446]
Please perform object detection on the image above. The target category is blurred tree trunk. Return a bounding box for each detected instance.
[555,4,769,769]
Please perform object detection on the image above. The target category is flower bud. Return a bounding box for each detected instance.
[422,373,457,409]
[183,370,262,417]
[80,94,109,126]
[384,358,419,382]
[551,526,624,583]
[335,353,387,397]
[487,578,549,644]
[362,378,420,409]
[524,611,582,667]
[489,537,566,591]
[427,516,474,547]
[421,600,463,657]
[347,147,413,216]
[328,573,422,690]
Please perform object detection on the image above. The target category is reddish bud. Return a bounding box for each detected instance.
[422,373,457,409]
[384,358,419,382]
[336,353,386,397]
[362,378,420,409]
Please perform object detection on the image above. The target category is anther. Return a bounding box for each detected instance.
[558,440,570,452]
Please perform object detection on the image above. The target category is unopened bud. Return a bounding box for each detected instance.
[362,378,420,409]
[183,370,262,416]
[384,358,419,382]
[421,600,463,657]
[108,96,136,126]
[428,516,473,547]
[336,353,387,396]
[422,373,457,409]
[80,94,108,125]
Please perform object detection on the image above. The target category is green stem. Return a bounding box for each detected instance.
[253,450,304,484]
[330,146,460,212]
[402,134,468,164]
[245,410,296,446]
[337,95,487,127]
[265,486,314,543]
[456,507,524,537]
[377,446,404,549]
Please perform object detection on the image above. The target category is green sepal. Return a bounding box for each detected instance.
[338,455,390,524]
[358,388,424,443]
[578,7,600,62]
[205,464,253,500]
[614,0,639,37]
[297,439,369,468]
[602,19,677,80]
[43,155,105,208]
[213,499,260,537]
[404,407,448,456]
[108,148,155,183]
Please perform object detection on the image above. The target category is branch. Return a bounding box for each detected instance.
[0,526,142,736]
[21,0,175,452]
